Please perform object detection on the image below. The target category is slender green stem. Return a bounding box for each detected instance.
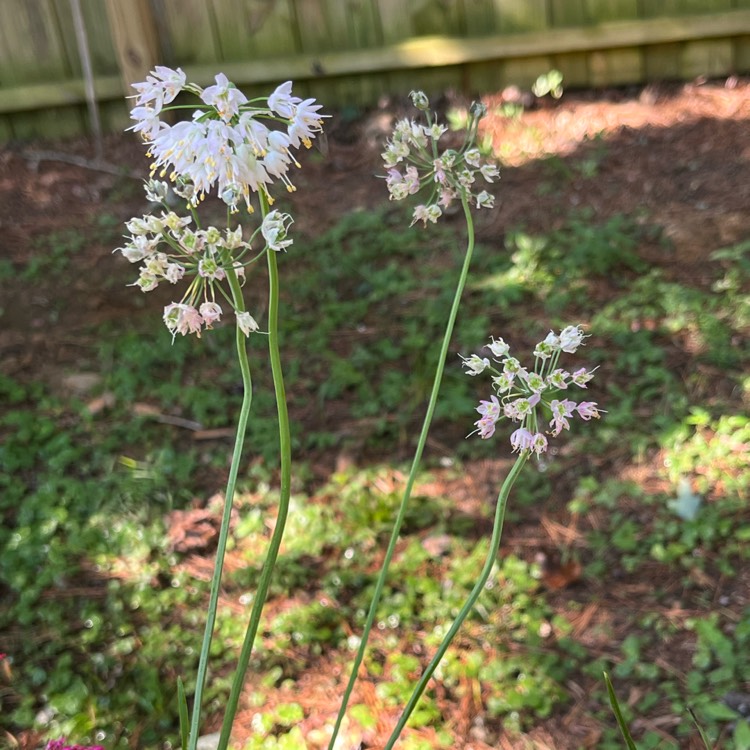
[328,193,477,749]
[187,263,253,750]
[216,197,294,750]
[385,453,529,748]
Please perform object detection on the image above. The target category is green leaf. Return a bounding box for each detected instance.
[604,672,638,750]
[668,478,702,521]
[688,706,713,749]
[177,677,189,750]
[734,719,750,750]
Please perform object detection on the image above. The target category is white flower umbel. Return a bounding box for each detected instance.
[381,93,497,224]
[128,69,326,212]
[465,325,602,455]
[119,73,327,339]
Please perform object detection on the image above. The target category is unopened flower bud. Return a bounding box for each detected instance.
[410,90,430,111]
[469,101,487,119]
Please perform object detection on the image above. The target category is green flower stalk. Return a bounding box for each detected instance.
[328,91,497,750]
[216,195,293,750]
[118,67,325,750]
[383,327,602,742]
[384,452,528,747]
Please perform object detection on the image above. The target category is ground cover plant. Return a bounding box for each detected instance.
[0,78,749,749]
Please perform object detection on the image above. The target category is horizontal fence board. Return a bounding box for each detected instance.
[0,77,122,113]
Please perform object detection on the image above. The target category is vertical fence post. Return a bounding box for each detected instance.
[105,0,160,96]
[69,0,103,158]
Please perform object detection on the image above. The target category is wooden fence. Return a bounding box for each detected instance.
[0,0,749,140]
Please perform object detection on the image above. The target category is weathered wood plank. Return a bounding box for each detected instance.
[157,0,218,65]
[210,0,298,61]
[495,0,549,32]
[293,0,383,104]
[378,0,464,43]
[0,77,123,114]
[735,35,750,72]
[105,0,160,94]
[295,0,381,52]
[0,116,14,140]
[680,39,733,78]
[52,0,119,77]
[641,0,731,16]
[643,42,682,80]
[0,0,71,84]
[99,99,131,135]
[584,0,639,23]
[463,0,499,36]
[503,55,554,88]
[589,48,643,86]
[549,0,589,27]
[551,51,589,88]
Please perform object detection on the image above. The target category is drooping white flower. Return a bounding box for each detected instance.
[411,204,442,226]
[577,401,601,420]
[200,73,248,122]
[549,398,576,436]
[236,310,259,336]
[530,432,548,455]
[510,427,533,453]
[486,336,510,359]
[261,210,294,252]
[131,66,186,108]
[559,325,586,353]
[475,190,494,209]
[571,367,595,388]
[533,331,560,360]
[199,301,222,326]
[288,98,326,148]
[268,81,300,119]
[461,354,490,376]
[164,302,204,337]
[547,368,570,389]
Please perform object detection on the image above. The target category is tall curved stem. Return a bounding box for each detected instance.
[328,193,476,749]
[384,453,529,748]
[217,197,294,750]
[187,263,253,750]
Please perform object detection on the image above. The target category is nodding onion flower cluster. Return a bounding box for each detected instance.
[120,67,318,338]
[463,326,602,455]
[129,67,325,212]
[117,183,293,338]
[382,90,499,226]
